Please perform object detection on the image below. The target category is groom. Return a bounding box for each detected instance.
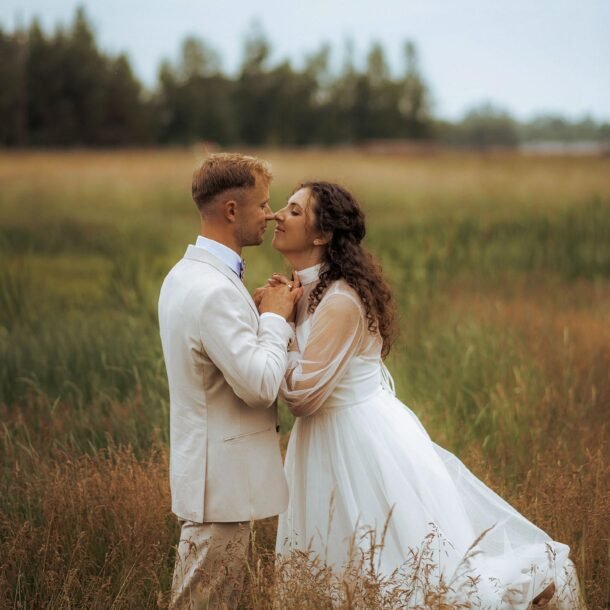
[158,153,300,609]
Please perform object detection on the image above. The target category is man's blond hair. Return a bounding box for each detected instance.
[192,153,272,211]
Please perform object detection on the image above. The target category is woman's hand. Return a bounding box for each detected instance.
[252,275,277,308]
[254,271,302,321]
[252,286,267,308]
[268,273,290,287]
[268,271,302,323]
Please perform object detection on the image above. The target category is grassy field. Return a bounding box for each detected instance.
[0,149,608,608]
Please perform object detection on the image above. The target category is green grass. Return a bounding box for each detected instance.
[0,149,608,608]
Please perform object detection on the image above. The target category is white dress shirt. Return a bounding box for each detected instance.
[195,235,243,277]
[194,235,284,323]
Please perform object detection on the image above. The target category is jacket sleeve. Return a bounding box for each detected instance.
[197,282,293,409]
[280,293,364,416]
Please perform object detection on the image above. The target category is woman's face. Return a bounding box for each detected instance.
[272,187,321,255]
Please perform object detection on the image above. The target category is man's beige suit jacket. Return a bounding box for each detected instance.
[159,245,291,523]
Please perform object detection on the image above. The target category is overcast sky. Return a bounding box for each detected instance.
[2,0,609,121]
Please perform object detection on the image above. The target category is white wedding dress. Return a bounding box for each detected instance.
[276,264,581,609]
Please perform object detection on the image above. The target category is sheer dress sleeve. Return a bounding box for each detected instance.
[280,291,365,417]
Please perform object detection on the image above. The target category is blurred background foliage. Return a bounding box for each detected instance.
[0,7,608,149]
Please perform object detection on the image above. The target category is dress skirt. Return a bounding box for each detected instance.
[276,386,581,609]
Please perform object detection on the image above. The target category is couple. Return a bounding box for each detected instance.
[158,153,580,609]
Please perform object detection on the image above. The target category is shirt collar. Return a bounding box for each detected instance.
[194,235,244,279]
[296,263,322,286]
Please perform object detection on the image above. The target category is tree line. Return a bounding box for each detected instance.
[0,8,607,148]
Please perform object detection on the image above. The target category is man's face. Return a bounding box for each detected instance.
[236,175,273,247]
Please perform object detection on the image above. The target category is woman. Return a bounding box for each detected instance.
[266,181,580,608]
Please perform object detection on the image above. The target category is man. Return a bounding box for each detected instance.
[158,153,300,609]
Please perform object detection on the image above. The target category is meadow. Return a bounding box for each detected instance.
[0,149,608,608]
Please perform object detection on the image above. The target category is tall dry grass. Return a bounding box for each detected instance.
[1,442,600,608]
[1,445,175,608]
[0,149,609,608]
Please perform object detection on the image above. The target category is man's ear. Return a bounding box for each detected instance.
[222,199,238,223]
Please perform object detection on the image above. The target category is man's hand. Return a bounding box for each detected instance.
[257,272,302,320]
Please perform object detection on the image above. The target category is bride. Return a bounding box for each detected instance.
[261,181,581,608]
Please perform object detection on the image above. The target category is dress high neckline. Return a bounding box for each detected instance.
[296,263,322,286]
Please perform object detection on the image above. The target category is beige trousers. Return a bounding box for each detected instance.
[170,520,250,610]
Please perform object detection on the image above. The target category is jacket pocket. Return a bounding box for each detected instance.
[223,426,273,442]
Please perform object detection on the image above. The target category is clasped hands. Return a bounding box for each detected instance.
[253,272,303,322]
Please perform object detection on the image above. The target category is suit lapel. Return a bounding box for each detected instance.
[184,245,259,318]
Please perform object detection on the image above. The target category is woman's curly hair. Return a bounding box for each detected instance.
[303,181,397,358]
